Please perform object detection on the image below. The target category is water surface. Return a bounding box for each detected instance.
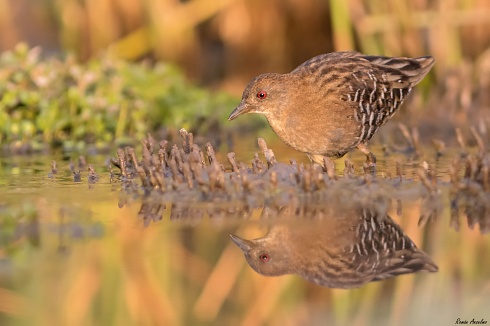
[0,139,489,326]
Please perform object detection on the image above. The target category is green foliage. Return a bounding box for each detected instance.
[0,44,238,150]
[0,202,39,255]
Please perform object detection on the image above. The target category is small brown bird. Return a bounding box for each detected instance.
[228,51,435,166]
[230,208,438,288]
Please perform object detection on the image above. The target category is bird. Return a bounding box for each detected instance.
[230,207,438,289]
[228,51,435,167]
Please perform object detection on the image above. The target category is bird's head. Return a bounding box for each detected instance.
[230,233,291,276]
[228,73,288,121]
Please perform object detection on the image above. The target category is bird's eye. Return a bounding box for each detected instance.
[259,253,270,262]
[256,90,267,99]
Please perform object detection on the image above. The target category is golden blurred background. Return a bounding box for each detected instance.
[1,0,489,94]
[2,1,490,325]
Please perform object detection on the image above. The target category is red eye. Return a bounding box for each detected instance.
[259,253,270,262]
[257,90,267,99]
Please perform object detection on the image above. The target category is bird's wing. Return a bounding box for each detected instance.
[290,53,434,143]
[291,52,434,88]
[360,55,435,87]
[348,210,438,280]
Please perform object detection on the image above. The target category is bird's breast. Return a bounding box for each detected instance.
[265,103,361,156]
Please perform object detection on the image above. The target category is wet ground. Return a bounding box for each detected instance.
[1,131,490,326]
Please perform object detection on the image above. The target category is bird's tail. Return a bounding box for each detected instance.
[362,55,435,86]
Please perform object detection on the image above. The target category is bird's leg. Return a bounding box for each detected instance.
[357,143,376,164]
[307,154,326,166]
[357,143,376,173]
[307,154,336,175]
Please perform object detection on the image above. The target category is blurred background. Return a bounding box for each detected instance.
[2,1,490,325]
[1,0,489,93]
[2,0,490,151]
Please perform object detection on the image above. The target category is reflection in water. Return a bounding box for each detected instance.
[449,153,490,233]
[1,142,489,325]
[133,192,438,288]
[114,130,490,294]
[230,206,437,289]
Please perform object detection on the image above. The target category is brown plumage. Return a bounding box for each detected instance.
[230,208,438,289]
[228,51,435,166]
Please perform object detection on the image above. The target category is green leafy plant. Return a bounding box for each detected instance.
[0,44,238,152]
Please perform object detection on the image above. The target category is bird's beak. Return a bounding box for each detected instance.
[230,234,253,251]
[228,102,250,121]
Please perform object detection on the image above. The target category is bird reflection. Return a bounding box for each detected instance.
[231,206,438,289]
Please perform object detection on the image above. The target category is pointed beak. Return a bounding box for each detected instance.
[228,102,249,121]
[230,234,253,251]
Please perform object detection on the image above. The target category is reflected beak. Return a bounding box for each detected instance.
[230,234,253,251]
[228,102,250,121]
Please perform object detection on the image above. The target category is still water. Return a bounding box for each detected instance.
[0,136,489,326]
